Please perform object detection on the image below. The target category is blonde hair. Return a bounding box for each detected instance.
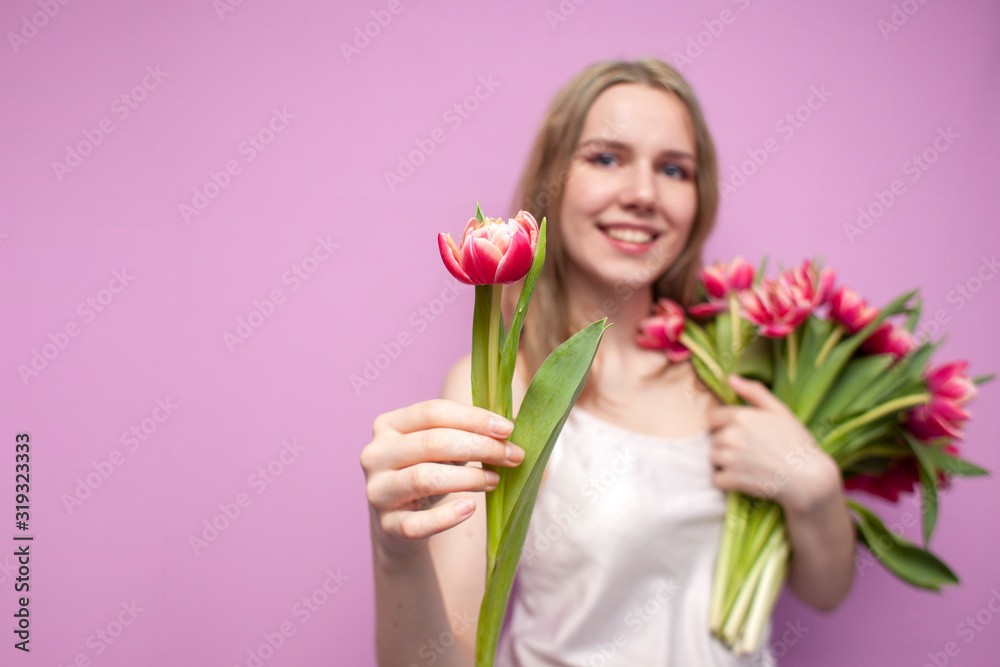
[508,58,720,396]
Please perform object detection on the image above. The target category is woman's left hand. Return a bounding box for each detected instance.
[706,374,843,515]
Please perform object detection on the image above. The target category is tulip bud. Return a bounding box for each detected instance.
[438,210,539,285]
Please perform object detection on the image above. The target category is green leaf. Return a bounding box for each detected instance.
[904,296,923,333]
[734,333,773,384]
[918,463,938,546]
[908,436,990,477]
[476,319,608,666]
[770,336,794,406]
[475,202,484,223]
[905,431,939,545]
[791,316,834,418]
[792,289,917,426]
[498,318,608,529]
[972,373,996,386]
[714,310,733,368]
[807,354,895,431]
[847,499,958,590]
[829,422,900,467]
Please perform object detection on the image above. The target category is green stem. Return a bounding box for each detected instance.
[720,528,777,644]
[820,393,930,456]
[815,324,844,368]
[738,534,789,655]
[710,492,742,631]
[680,332,737,404]
[487,285,503,412]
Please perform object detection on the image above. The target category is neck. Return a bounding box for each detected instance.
[564,268,665,375]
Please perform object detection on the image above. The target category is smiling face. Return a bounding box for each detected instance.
[559,83,699,293]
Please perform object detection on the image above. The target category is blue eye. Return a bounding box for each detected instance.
[661,163,690,179]
[587,152,617,167]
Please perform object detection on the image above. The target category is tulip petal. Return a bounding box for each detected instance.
[689,301,728,317]
[463,237,504,284]
[494,227,534,284]
[438,233,473,285]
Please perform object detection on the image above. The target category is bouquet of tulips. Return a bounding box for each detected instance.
[437,205,608,666]
[635,257,992,654]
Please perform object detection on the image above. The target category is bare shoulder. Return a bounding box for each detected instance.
[441,351,474,406]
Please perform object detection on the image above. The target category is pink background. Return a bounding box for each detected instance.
[2,0,999,665]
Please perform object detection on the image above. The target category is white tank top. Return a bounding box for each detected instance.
[495,407,775,666]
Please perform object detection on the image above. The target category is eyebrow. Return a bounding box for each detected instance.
[575,139,696,162]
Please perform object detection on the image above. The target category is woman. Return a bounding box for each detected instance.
[361,59,855,666]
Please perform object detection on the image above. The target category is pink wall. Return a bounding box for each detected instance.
[2,1,998,665]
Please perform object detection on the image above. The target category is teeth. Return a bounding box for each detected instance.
[604,227,654,244]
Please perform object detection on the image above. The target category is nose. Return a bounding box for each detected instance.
[619,162,657,214]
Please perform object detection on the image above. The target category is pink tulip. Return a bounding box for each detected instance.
[701,257,755,299]
[845,458,919,502]
[906,400,967,441]
[438,210,539,285]
[737,279,808,338]
[906,361,977,442]
[926,361,977,405]
[828,285,878,334]
[861,321,915,359]
[781,260,836,312]
[636,298,691,362]
[691,257,755,317]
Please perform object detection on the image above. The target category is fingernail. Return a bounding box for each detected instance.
[455,498,475,516]
[506,444,525,464]
[489,416,514,436]
[485,470,500,488]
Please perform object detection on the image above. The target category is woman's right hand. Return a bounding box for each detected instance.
[360,399,524,558]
